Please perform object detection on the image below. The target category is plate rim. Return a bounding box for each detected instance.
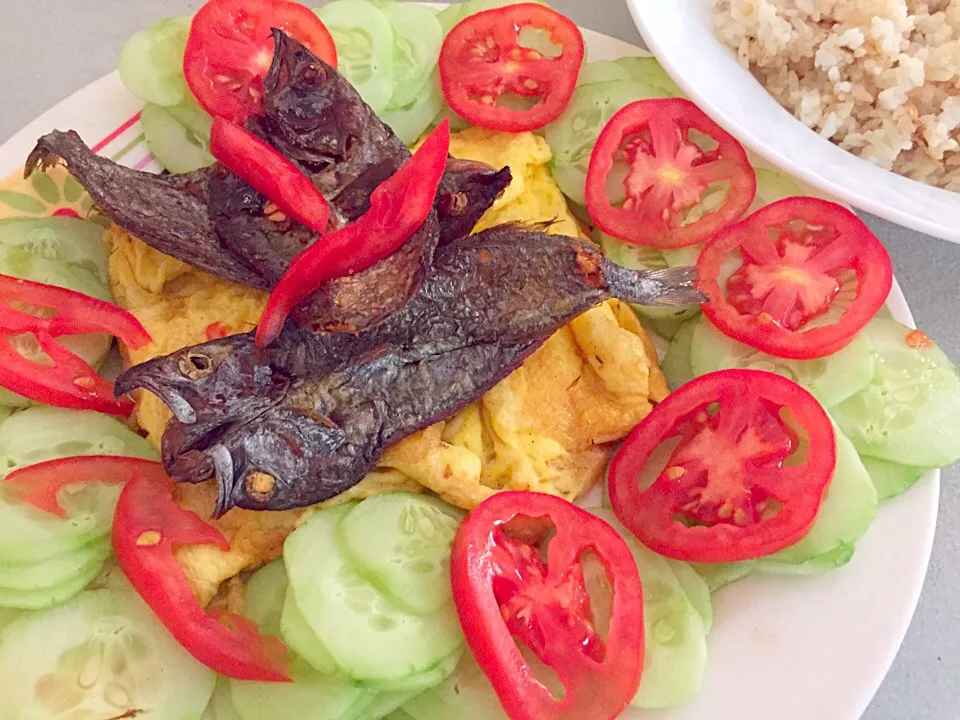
[0,15,941,720]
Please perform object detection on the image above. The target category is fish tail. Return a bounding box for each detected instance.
[604,263,709,307]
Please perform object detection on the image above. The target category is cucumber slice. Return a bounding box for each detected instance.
[693,544,856,592]
[545,80,667,205]
[660,245,702,268]
[357,649,463,693]
[381,2,443,109]
[832,318,960,468]
[285,504,465,685]
[0,587,216,718]
[615,56,684,98]
[0,407,157,564]
[234,559,375,720]
[281,588,339,675]
[578,60,632,86]
[0,540,110,592]
[861,455,928,502]
[752,166,805,211]
[691,426,877,585]
[0,547,108,610]
[118,16,192,107]
[402,653,508,720]
[207,679,245,720]
[141,102,215,174]
[0,216,109,285]
[589,508,708,710]
[381,71,446,145]
[242,560,288,636]
[317,0,396,113]
[667,560,714,634]
[364,690,423,720]
[690,318,876,408]
[661,319,697,391]
[337,492,463,616]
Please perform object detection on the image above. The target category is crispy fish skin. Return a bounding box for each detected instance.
[116,227,704,514]
[25,31,511,335]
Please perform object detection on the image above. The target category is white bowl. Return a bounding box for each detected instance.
[625,0,960,244]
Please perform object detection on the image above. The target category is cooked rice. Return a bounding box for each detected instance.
[709,0,960,191]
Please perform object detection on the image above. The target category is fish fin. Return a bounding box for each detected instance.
[604,263,709,307]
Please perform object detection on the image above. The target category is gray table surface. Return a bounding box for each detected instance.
[1,1,957,717]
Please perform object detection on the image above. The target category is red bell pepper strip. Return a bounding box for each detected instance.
[255,119,451,347]
[113,470,292,682]
[0,274,151,349]
[4,455,167,518]
[210,117,331,234]
[0,331,133,416]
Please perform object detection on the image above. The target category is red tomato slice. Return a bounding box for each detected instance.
[184,0,337,124]
[451,491,644,720]
[609,369,836,564]
[439,3,584,132]
[697,197,893,359]
[586,98,756,249]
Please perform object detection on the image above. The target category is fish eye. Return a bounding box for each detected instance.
[244,471,277,503]
[178,352,214,380]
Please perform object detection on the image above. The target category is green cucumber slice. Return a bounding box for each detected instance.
[615,56,684,98]
[667,560,714,635]
[0,547,108,610]
[545,80,667,206]
[285,504,465,685]
[832,318,960,468]
[242,560,288,636]
[861,455,928,502]
[578,60,632,86]
[207,679,245,720]
[281,588,339,675]
[117,16,192,107]
[751,166,805,211]
[337,492,463,616]
[0,216,109,285]
[317,0,396,113]
[233,559,374,720]
[381,71,446,145]
[589,508,708,710]
[381,2,443,109]
[0,587,216,718]
[402,653,507,720]
[141,102,215,174]
[693,544,856,592]
[660,319,697,391]
[0,407,157,564]
[689,318,876,408]
[0,540,110,592]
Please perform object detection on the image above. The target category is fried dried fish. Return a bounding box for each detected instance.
[25,31,510,333]
[116,227,704,514]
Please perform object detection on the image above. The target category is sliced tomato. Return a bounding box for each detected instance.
[609,369,836,564]
[113,470,291,682]
[698,197,893,359]
[451,491,644,720]
[439,4,584,132]
[586,98,756,249]
[184,0,337,124]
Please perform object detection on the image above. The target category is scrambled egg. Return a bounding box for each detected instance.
[107,129,666,603]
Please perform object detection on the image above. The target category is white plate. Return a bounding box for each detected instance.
[626,0,960,245]
[0,19,939,720]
